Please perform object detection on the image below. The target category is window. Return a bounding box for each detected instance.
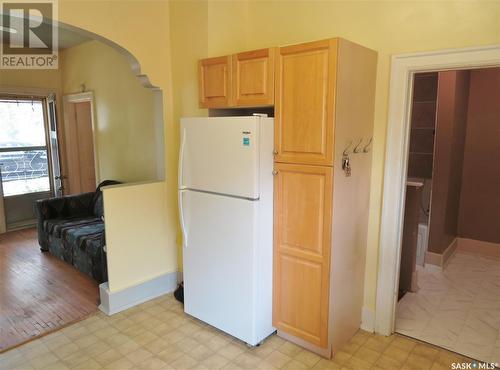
[0,98,51,196]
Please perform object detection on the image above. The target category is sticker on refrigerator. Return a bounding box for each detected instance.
[243,137,250,146]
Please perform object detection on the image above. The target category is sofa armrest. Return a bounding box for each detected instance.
[34,192,95,252]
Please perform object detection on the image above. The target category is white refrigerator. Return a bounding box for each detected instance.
[178,115,275,346]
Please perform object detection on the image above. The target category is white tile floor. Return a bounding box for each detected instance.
[396,251,500,364]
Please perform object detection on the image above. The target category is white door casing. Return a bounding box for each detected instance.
[375,44,500,336]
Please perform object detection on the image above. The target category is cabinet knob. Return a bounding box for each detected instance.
[272,170,278,176]
[273,150,278,155]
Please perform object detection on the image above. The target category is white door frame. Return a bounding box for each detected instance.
[62,91,100,192]
[375,44,500,336]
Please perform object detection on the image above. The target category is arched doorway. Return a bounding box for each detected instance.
[0,16,165,352]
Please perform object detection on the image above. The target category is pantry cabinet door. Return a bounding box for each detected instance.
[274,39,337,166]
[273,163,333,348]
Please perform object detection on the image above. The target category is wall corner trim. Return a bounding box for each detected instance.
[99,270,179,315]
[360,306,375,333]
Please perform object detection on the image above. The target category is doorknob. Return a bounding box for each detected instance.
[55,175,67,180]
[273,150,278,155]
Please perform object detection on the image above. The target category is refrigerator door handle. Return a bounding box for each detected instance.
[179,189,188,248]
[178,127,187,190]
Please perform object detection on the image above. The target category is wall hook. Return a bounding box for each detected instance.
[343,140,353,156]
[353,138,364,153]
[363,137,373,153]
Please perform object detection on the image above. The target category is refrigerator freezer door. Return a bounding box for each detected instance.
[182,189,259,345]
[180,117,260,199]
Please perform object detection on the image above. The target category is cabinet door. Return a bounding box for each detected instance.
[273,163,333,348]
[232,48,275,107]
[199,56,232,108]
[275,39,337,166]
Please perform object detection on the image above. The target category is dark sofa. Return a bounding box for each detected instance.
[34,180,120,283]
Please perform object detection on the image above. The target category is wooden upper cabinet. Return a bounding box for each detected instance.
[232,48,275,107]
[199,56,232,108]
[274,39,337,166]
[273,163,333,348]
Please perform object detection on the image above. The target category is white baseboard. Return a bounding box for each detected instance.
[99,270,179,315]
[424,238,457,269]
[360,306,375,332]
[457,238,500,258]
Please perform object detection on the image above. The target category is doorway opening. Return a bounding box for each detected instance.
[62,92,98,195]
[0,96,57,231]
[0,17,164,352]
[395,67,500,363]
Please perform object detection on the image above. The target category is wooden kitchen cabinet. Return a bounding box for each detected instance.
[232,48,275,107]
[199,48,275,108]
[273,163,333,348]
[274,39,337,166]
[273,38,377,357]
[198,56,232,108]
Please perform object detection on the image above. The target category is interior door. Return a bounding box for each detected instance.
[63,99,96,194]
[273,162,333,348]
[0,97,53,230]
[274,39,337,166]
[0,175,5,233]
[47,94,63,197]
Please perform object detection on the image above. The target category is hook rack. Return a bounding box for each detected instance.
[363,137,373,153]
[342,140,353,156]
[353,138,363,153]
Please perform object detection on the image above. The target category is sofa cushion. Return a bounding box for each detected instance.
[44,217,102,238]
[72,232,107,283]
[64,223,105,257]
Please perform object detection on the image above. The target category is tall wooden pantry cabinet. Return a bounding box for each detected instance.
[272,38,377,357]
[198,38,377,358]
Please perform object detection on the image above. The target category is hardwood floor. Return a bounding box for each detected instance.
[0,228,99,352]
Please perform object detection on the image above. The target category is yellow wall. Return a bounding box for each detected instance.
[169,0,209,268]
[60,40,162,183]
[102,181,173,292]
[58,0,178,293]
[168,0,500,314]
[54,0,500,311]
[0,69,62,90]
